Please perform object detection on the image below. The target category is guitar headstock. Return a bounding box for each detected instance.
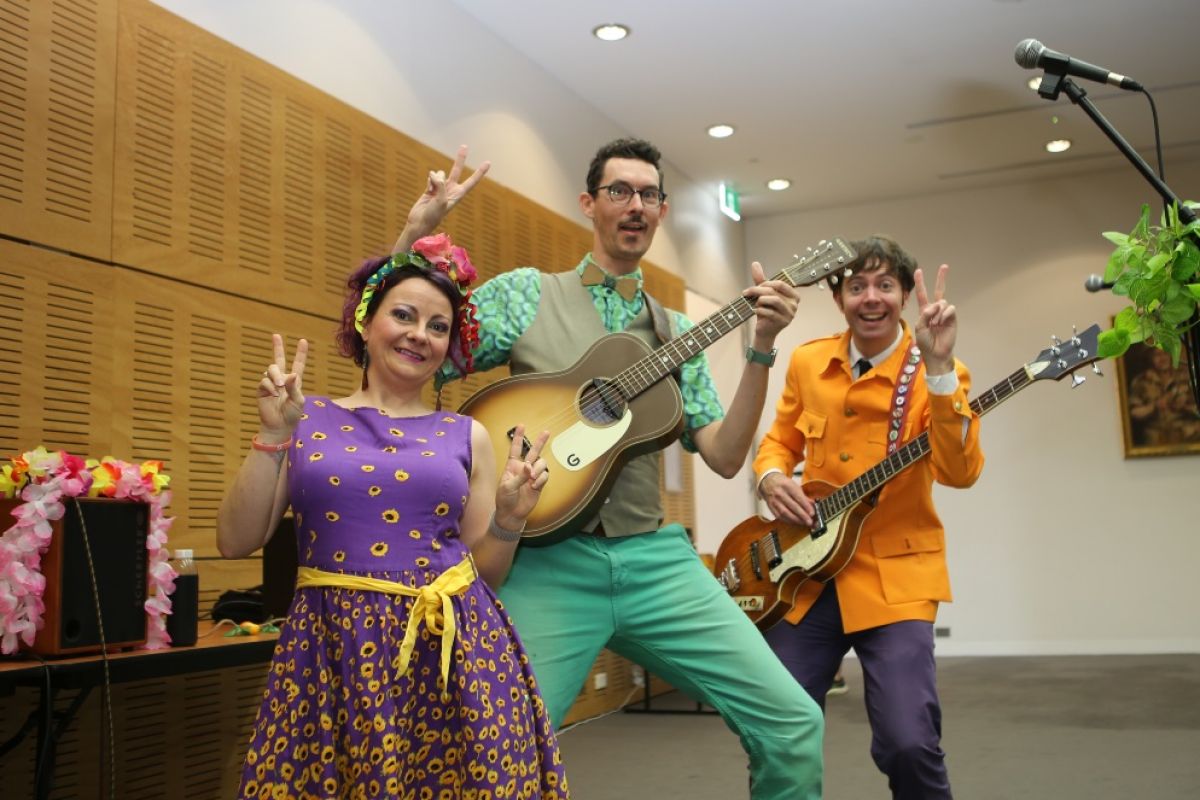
[1027,323,1104,384]
[775,238,857,288]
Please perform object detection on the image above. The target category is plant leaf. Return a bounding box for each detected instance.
[1097,327,1130,359]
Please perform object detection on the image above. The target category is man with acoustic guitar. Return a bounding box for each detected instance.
[754,235,984,799]
[405,139,825,799]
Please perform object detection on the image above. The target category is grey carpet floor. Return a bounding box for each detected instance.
[555,654,1200,799]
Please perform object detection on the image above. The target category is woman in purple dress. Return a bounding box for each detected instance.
[217,152,568,799]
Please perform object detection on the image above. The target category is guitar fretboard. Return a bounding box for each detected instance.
[611,240,854,398]
[817,366,1033,520]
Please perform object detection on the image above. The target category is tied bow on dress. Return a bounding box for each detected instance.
[581,260,641,302]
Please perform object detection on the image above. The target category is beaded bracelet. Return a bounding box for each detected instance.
[487,513,526,543]
[251,434,293,453]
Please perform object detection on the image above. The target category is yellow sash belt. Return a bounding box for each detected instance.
[295,556,476,693]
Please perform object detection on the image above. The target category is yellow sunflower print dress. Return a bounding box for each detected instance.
[237,398,568,799]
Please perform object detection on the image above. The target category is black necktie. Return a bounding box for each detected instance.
[854,358,873,379]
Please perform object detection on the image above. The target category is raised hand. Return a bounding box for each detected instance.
[744,260,801,344]
[397,145,491,250]
[258,334,308,439]
[494,425,550,529]
[912,264,956,374]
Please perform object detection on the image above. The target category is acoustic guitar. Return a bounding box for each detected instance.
[459,238,857,544]
[715,324,1103,629]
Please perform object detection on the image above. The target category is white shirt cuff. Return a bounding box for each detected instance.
[924,370,958,395]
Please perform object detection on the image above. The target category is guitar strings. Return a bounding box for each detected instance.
[721,363,1036,592]
[504,246,853,445]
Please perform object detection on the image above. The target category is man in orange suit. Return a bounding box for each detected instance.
[754,235,984,799]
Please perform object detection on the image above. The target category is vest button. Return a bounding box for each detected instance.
[839,452,851,462]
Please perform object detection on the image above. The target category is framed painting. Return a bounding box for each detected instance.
[1114,339,1200,457]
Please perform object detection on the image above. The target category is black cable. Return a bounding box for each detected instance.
[31,653,52,798]
[71,499,116,800]
[1140,89,1165,181]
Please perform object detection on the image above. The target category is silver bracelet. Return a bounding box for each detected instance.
[488,513,526,543]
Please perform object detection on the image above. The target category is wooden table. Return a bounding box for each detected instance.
[0,622,278,799]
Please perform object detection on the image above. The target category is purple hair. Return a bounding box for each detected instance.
[335,255,471,377]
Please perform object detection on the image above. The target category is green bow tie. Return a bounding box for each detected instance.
[581,260,641,302]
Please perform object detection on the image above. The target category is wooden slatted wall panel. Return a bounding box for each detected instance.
[109,0,440,319]
[0,0,116,260]
[2,663,266,800]
[0,0,700,760]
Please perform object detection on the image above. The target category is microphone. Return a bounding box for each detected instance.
[1085,274,1115,292]
[1014,39,1143,92]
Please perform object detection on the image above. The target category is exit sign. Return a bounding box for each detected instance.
[719,182,741,222]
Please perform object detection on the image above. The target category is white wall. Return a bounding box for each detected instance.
[746,162,1200,656]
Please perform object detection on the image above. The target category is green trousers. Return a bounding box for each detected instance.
[498,524,823,800]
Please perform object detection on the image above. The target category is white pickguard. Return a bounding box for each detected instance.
[767,507,847,582]
[550,409,633,471]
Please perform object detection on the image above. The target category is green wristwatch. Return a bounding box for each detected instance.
[745,346,777,367]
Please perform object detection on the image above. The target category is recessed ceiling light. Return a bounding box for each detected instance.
[707,124,735,139]
[1045,139,1072,153]
[766,178,792,191]
[1027,76,1042,91]
[593,24,629,41]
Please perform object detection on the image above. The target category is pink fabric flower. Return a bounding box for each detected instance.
[450,245,478,286]
[412,233,453,264]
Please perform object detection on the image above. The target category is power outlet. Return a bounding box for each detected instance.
[593,671,608,690]
[631,668,645,687]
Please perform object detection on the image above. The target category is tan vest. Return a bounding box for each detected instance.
[511,269,675,538]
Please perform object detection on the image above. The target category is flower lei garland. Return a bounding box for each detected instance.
[353,233,482,375]
[0,447,176,654]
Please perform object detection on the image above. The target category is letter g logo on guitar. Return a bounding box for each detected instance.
[566,453,581,468]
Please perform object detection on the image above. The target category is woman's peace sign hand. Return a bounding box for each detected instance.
[257,334,308,438]
[494,425,550,530]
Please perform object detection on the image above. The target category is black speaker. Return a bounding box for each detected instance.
[25,497,150,655]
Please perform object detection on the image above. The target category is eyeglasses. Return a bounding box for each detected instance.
[594,182,667,207]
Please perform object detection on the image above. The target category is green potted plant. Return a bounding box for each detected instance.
[1097,201,1200,363]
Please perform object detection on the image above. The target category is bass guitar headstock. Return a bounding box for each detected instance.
[1027,323,1104,387]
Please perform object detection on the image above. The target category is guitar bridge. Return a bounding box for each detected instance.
[506,427,532,460]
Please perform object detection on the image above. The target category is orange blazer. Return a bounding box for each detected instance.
[754,328,984,633]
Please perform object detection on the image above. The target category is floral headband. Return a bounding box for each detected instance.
[353,233,481,374]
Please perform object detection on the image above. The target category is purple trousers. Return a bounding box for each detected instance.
[763,582,952,800]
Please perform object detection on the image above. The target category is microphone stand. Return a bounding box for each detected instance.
[1036,71,1200,410]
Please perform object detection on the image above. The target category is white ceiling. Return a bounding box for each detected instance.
[448,0,1200,219]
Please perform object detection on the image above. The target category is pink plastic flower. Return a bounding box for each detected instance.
[54,452,93,497]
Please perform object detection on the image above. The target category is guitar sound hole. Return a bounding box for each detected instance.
[579,379,626,425]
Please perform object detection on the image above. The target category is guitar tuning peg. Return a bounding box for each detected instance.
[1070,373,1086,388]
[843,267,853,277]
[1092,363,1104,377]
[792,254,800,261]
[817,282,827,290]
[829,274,839,286]
[1050,335,1062,346]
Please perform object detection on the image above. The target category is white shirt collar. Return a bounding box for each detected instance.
[849,327,904,370]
